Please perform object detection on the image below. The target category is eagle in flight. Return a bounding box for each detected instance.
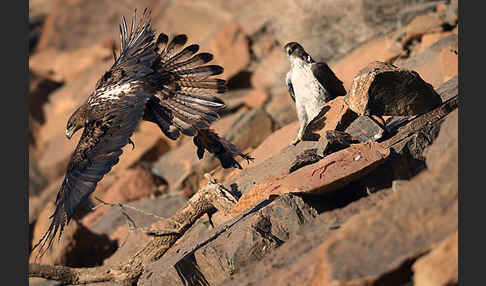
[32,8,252,256]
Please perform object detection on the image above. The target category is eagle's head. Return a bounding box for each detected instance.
[66,106,86,139]
[284,42,313,64]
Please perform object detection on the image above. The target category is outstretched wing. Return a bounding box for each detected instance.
[142,34,253,168]
[285,72,295,102]
[311,63,347,100]
[32,88,151,257]
[96,8,157,89]
[153,34,227,138]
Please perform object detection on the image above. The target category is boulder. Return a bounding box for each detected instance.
[345,61,442,116]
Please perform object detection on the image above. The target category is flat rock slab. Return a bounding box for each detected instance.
[345,115,385,142]
[231,142,390,216]
[345,61,442,116]
[138,194,317,286]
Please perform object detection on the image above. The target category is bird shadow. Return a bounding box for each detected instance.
[303,105,330,141]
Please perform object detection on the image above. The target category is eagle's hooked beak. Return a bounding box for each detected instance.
[66,128,74,140]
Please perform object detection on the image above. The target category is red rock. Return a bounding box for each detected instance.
[111,122,172,174]
[247,121,299,167]
[38,63,110,148]
[231,142,390,216]
[424,109,458,169]
[81,168,160,228]
[250,48,289,90]
[210,20,251,80]
[29,156,48,197]
[29,71,63,125]
[152,1,231,52]
[440,45,458,83]
[29,43,112,83]
[417,31,454,53]
[404,12,443,43]
[264,85,299,127]
[331,33,404,91]
[412,231,458,286]
[102,224,152,265]
[30,201,116,267]
[241,89,268,109]
[397,34,458,88]
[102,168,159,203]
[36,0,161,52]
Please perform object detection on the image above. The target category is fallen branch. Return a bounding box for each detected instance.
[29,174,237,285]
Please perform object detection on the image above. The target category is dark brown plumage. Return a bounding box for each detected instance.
[32,8,252,257]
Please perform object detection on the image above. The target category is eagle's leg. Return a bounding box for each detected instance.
[128,138,135,150]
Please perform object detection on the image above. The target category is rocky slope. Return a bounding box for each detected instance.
[28,0,458,285]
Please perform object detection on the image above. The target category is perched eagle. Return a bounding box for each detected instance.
[284,42,346,145]
[32,8,252,256]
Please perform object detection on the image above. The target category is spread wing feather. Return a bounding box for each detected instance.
[96,8,156,89]
[146,33,252,167]
[147,33,226,137]
[32,88,150,258]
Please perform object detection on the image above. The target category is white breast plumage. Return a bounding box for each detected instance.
[88,82,136,105]
[290,63,325,102]
[289,60,328,121]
